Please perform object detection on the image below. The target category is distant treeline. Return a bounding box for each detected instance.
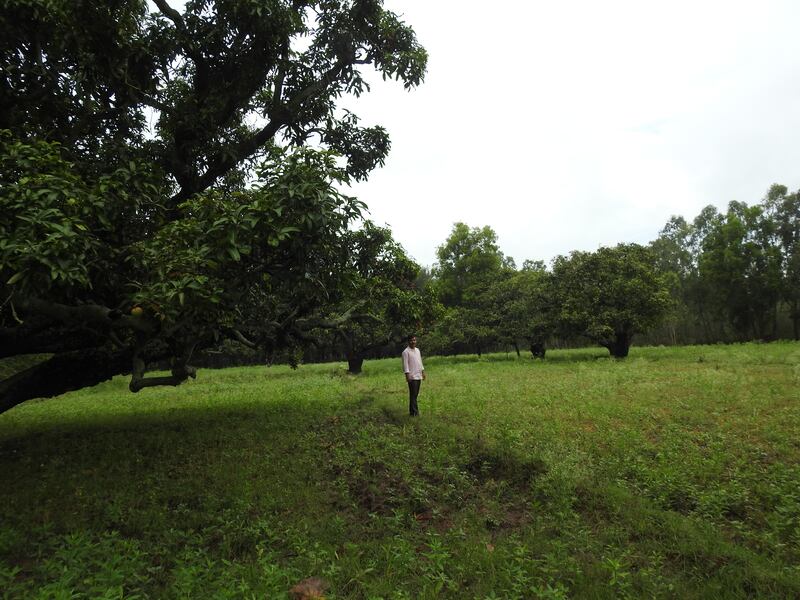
[643,184,799,344]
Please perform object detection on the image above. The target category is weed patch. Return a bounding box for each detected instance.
[465,446,547,486]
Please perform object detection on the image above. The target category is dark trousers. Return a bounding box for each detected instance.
[408,379,421,416]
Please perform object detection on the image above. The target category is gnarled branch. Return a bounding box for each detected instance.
[14,296,158,335]
[129,340,197,393]
[178,60,350,204]
[152,0,184,28]
[228,329,258,349]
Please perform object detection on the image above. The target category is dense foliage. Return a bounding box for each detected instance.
[0,0,427,412]
[550,245,672,358]
[426,224,671,358]
[648,184,800,344]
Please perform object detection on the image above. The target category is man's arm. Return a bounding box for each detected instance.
[402,350,411,381]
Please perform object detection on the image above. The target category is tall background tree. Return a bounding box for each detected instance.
[698,201,782,340]
[429,223,514,356]
[0,0,427,413]
[764,184,800,339]
[647,185,798,345]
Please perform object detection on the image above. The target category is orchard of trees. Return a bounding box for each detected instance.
[1,1,797,415]
[422,224,672,360]
[422,185,800,359]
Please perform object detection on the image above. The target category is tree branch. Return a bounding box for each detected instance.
[129,340,197,392]
[152,0,185,30]
[0,348,133,415]
[15,296,158,335]
[270,44,290,115]
[357,335,394,354]
[176,60,349,204]
[129,359,196,392]
[152,0,205,69]
[296,310,379,330]
[228,328,257,349]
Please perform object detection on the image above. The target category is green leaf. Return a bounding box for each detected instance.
[7,272,25,285]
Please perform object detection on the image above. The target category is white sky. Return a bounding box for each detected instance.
[344,0,800,268]
[150,1,800,268]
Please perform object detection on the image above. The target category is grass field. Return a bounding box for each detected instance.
[1,342,800,599]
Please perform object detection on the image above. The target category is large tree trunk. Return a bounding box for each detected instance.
[793,299,800,341]
[530,341,546,359]
[0,348,133,415]
[512,341,521,358]
[604,332,631,358]
[346,352,364,374]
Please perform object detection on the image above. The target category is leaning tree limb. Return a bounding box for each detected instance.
[0,347,134,415]
[227,328,258,350]
[0,325,108,358]
[175,59,350,205]
[13,296,158,335]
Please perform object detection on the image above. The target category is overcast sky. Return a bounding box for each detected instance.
[342,0,800,268]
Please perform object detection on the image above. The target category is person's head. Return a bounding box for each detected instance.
[407,334,417,348]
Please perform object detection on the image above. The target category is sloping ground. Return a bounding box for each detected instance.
[1,342,799,598]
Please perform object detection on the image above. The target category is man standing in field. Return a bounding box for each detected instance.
[402,334,425,416]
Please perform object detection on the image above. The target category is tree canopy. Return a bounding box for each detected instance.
[551,244,672,358]
[0,0,427,413]
[316,222,440,374]
[434,222,513,308]
[430,223,514,356]
[648,186,800,345]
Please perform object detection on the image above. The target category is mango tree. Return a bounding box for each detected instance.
[552,244,672,358]
[319,223,440,374]
[0,0,426,413]
[489,263,555,358]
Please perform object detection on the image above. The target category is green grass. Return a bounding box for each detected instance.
[2,342,800,598]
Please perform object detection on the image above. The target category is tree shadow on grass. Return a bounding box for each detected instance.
[0,399,336,534]
[0,394,330,450]
[0,398,352,596]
